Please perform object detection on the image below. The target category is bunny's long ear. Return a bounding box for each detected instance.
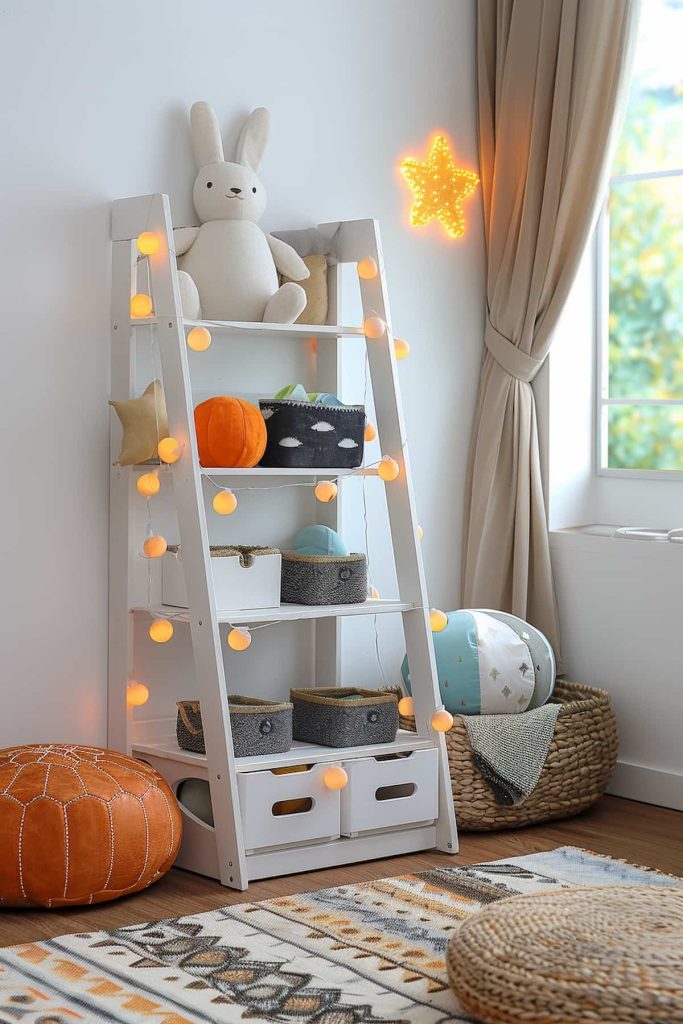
[236,107,270,172]
[190,101,224,167]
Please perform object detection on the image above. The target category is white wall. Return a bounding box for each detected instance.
[0,0,484,747]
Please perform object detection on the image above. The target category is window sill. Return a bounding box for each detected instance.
[549,525,683,559]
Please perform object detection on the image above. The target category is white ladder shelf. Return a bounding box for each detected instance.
[109,193,458,889]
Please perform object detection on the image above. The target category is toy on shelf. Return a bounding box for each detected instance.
[291,687,399,747]
[194,396,266,467]
[259,385,365,468]
[174,103,309,323]
[402,609,556,716]
[292,525,348,557]
[109,379,168,466]
[177,696,293,758]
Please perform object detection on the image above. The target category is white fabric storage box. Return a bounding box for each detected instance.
[340,748,439,836]
[163,545,281,611]
[237,764,340,852]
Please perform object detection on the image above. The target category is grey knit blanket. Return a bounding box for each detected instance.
[462,703,562,806]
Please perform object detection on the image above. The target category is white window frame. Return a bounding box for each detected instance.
[596,166,683,480]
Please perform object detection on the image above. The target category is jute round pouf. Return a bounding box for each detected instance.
[446,886,683,1024]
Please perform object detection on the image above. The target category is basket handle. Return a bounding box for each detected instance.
[177,701,203,736]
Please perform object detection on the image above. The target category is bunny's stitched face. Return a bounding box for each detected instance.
[193,161,267,223]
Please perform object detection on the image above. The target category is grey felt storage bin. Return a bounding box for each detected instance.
[281,552,367,605]
[258,398,365,469]
[176,696,293,758]
[291,688,399,747]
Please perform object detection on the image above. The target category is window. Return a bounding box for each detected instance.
[598,0,683,475]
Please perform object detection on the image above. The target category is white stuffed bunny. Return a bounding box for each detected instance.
[174,103,309,323]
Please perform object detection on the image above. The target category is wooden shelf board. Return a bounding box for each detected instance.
[199,466,363,478]
[132,599,414,624]
[130,318,364,340]
[132,729,434,774]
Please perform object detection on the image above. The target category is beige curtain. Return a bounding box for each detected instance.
[462,0,640,658]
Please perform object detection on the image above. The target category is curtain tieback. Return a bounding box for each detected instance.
[485,319,543,383]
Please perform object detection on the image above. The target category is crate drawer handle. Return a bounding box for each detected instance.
[375,783,416,801]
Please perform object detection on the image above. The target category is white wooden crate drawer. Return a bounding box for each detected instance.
[237,764,340,852]
[340,748,438,836]
[163,547,281,611]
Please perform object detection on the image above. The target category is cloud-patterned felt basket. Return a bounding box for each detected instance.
[258,399,365,468]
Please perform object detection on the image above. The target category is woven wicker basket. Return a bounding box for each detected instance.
[400,681,618,831]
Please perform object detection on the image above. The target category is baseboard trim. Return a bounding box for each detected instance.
[608,760,683,811]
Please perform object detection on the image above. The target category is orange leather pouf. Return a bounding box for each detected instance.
[0,744,182,908]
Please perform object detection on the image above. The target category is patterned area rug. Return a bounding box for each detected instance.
[0,846,678,1024]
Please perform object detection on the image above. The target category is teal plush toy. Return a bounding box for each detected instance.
[402,609,556,715]
[292,525,348,557]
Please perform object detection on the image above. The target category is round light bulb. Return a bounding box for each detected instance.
[187,326,212,352]
[394,338,410,360]
[213,489,237,516]
[324,765,348,790]
[430,608,448,632]
[363,315,386,339]
[136,470,160,498]
[149,618,174,643]
[357,257,378,280]
[143,534,167,558]
[315,480,338,503]
[228,627,251,652]
[364,421,377,443]
[431,707,454,733]
[136,232,160,256]
[398,695,415,717]
[157,437,181,464]
[417,524,424,541]
[377,456,399,482]
[127,682,150,707]
[130,293,153,318]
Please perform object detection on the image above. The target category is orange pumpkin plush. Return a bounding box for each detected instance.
[194,397,267,467]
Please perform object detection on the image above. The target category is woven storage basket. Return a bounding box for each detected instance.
[281,551,367,605]
[400,681,617,830]
[291,687,399,747]
[258,398,365,468]
[177,696,293,758]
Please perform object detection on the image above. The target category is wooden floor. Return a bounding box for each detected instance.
[2,795,681,947]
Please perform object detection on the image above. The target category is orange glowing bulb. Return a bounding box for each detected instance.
[143,534,167,558]
[398,695,415,716]
[324,765,348,790]
[364,421,377,443]
[136,232,160,256]
[213,489,237,516]
[149,618,174,643]
[157,437,181,464]
[394,338,410,360]
[357,257,378,280]
[417,524,424,540]
[130,293,153,318]
[228,627,251,651]
[431,707,454,732]
[136,470,160,498]
[315,480,338,503]
[430,608,448,632]
[377,456,399,482]
[364,315,386,339]
[187,326,212,351]
[127,682,150,707]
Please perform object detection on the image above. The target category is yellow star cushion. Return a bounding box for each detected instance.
[109,379,168,466]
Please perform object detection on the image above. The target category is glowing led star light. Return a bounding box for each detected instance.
[315,480,338,503]
[213,489,237,515]
[127,682,150,707]
[400,134,480,240]
[136,232,160,256]
[130,293,153,318]
[228,627,251,651]
[149,618,174,643]
[398,695,414,717]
